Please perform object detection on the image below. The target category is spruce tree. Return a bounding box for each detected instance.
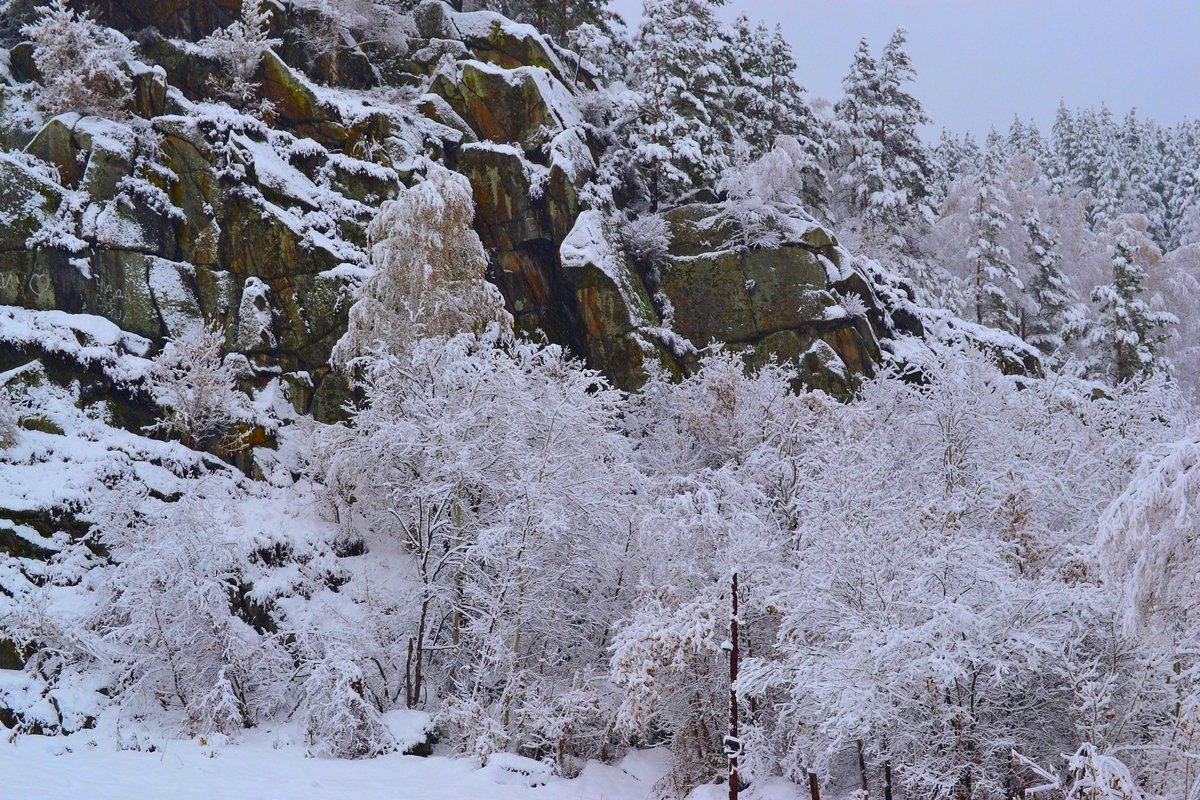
[834,30,932,242]
[1121,110,1169,246]
[627,0,734,209]
[876,28,934,230]
[1088,230,1176,382]
[1049,101,1077,192]
[833,38,884,219]
[1021,208,1078,358]
[969,150,1021,332]
[725,16,825,200]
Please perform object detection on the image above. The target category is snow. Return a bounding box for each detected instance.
[448,8,572,83]
[0,734,678,800]
[0,306,153,381]
[147,257,202,338]
[232,132,324,209]
[560,210,654,328]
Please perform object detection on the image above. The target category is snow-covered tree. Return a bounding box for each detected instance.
[501,0,617,40]
[875,28,933,225]
[725,15,824,190]
[566,20,629,85]
[931,129,981,204]
[332,162,509,368]
[833,38,884,219]
[1022,207,1079,357]
[288,0,412,81]
[969,150,1021,331]
[20,0,134,117]
[1088,226,1177,383]
[833,30,932,247]
[144,323,250,453]
[625,0,736,208]
[197,0,281,111]
[317,329,633,764]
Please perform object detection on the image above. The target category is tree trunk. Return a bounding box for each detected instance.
[857,740,869,798]
[728,571,740,800]
[808,770,821,800]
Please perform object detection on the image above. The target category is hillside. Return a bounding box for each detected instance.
[0,2,1197,800]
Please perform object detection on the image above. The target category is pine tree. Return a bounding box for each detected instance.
[1089,230,1176,383]
[1166,125,1200,248]
[1049,101,1077,192]
[876,28,934,223]
[502,0,617,41]
[833,30,932,243]
[1021,208,1078,358]
[969,150,1021,332]
[725,16,824,202]
[1121,110,1168,245]
[1008,116,1052,171]
[931,131,981,202]
[1090,106,1128,231]
[627,0,735,209]
[833,39,885,217]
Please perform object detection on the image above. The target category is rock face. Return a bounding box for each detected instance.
[0,0,992,414]
[655,205,883,395]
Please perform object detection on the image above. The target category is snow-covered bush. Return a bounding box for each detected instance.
[294,640,395,759]
[143,323,250,452]
[291,0,412,67]
[315,329,633,763]
[20,0,134,117]
[81,487,290,737]
[717,136,823,250]
[620,213,671,268]
[0,383,19,449]
[197,0,280,112]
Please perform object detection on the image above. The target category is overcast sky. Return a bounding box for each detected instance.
[606,0,1200,137]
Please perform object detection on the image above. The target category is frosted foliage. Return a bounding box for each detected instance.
[143,323,250,452]
[0,383,18,449]
[42,488,292,738]
[718,136,820,249]
[197,1,281,111]
[5,331,1194,799]
[614,351,1186,796]
[316,332,632,769]
[1099,424,1200,637]
[620,213,670,267]
[333,164,509,367]
[20,0,134,117]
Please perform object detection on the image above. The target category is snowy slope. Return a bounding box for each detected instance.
[1,732,682,800]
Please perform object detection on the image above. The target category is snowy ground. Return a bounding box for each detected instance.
[1,729,678,800]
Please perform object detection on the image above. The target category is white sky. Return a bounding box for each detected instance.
[607,0,1200,137]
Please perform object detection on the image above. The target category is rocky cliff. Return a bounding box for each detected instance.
[0,0,1007,423]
